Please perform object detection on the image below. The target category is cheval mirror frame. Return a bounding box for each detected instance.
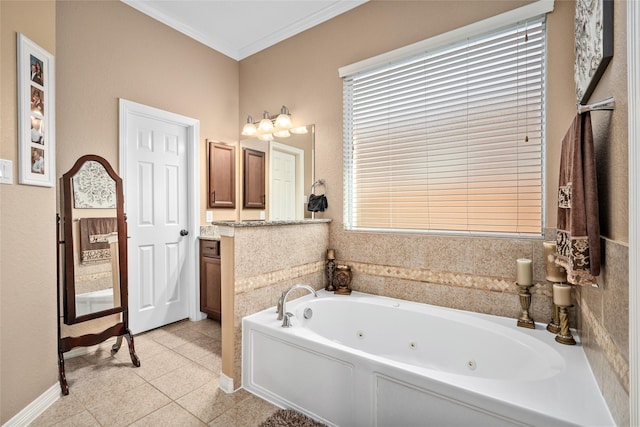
[57,154,139,395]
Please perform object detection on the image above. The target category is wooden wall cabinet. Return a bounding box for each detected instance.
[200,239,221,320]
[208,141,235,208]
[243,148,266,209]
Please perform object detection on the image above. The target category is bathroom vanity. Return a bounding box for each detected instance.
[199,238,221,320]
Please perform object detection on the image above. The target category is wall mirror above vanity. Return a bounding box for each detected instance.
[240,124,315,221]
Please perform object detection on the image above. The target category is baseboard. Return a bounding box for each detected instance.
[219,373,235,393]
[2,383,59,427]
[64,346,88,359]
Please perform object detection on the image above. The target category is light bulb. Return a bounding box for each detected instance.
[241,116,257,136]
[258,111,274,133]
[275,105,292,129]
[242,122,257,136]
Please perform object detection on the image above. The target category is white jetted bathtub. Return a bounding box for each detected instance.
[242,290,614,427]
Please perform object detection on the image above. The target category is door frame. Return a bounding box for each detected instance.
[628,1,639,423]
[269,141,304,220]
[118,98,203,325]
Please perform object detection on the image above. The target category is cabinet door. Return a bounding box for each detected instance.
[199,240,221,320]
[200,257,221,320]
[208,142,235,208]
[243,148,265,209]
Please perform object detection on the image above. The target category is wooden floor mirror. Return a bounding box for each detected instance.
[56,154,139,395]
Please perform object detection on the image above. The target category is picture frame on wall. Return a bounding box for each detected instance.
[17,33,55,187]
[574,0,614,104]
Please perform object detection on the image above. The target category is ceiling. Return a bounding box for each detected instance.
[122,0,368,61]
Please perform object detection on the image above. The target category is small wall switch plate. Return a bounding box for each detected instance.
[0,159,14,185]
[205,210,213,222]
[259,210,265,220]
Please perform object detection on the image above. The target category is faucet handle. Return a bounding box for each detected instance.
[282,312,293,328]
[276,291,286,320]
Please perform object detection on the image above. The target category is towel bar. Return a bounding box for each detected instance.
[578,97,615,114]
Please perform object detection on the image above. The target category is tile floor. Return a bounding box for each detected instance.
[32,319,280,426]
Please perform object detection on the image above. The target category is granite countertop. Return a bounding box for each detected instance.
[198,235,220,241]
[200,219,331,240]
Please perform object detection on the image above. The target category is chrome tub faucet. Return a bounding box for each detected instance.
[277,284,318,327]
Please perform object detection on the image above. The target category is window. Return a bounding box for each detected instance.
[342,8,548,236]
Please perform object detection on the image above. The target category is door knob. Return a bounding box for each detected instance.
[180,229,189,236]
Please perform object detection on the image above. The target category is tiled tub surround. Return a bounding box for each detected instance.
[330,229,628,426]
[206,220,626,424]
[212,220,331,390]
[576,237,630,426]
[330,230,557,321]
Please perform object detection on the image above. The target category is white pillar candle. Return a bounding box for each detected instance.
[516,258,533,285]
[553,283,572,306]
[543,241,567,283]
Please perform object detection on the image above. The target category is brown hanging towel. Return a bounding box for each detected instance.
[79,217,118,264]
[555,112,601,285]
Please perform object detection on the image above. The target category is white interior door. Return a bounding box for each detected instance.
[119,100,200,334]
[270,142,304,220]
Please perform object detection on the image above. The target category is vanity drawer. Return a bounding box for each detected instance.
[201,240,220,258]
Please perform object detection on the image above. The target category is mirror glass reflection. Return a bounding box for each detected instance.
[241,124,314,221]
[66,159,122,320]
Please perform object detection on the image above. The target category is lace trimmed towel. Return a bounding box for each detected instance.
[555,112,601,285]
[79,217,118,264]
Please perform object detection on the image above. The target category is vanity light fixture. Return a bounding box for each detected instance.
[241,105,297,140]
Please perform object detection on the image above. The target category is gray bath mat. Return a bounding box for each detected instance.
[259,409,327,427]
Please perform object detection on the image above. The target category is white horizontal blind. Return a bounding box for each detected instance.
[343,16,546,236]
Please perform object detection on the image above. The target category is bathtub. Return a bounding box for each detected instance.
[75,288,115,317]
[242,290,614,427]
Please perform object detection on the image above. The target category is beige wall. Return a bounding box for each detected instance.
[575,2,630,425]
[1,1,58,422]
[56,0,239,222]
[587,2,628,243]
[240,1,629,424]
[240,0,574,230]
[0,0,630,423]
[2,0,239,422]
[55,0,239,337]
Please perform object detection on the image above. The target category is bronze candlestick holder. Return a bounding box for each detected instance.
[555,303,576,345]
[325,249,336,291]
[546,303,560,334]
[543,241,566,335]
[516,282,535,329]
